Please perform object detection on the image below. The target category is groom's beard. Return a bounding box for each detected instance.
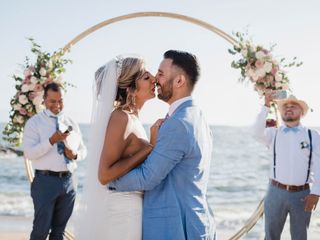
[281,111,301,122]
[157,78,173,102]
[282,115,300,122]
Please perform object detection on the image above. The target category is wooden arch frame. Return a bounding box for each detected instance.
[25,12,264,240]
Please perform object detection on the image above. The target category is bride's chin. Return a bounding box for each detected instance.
[150,92,156,98]
[143,95,155,102]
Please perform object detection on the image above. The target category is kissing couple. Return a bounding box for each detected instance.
[76,50,216,240]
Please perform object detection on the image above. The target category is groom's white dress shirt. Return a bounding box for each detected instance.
[23,109,87,172]
[168,96,192,116]
[253,105,320,195]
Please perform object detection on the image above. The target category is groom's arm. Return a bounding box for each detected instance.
[108,118,189,191]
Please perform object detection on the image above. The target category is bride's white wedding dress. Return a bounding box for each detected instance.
[75,58,146,240]
[101,112,146,239]
[76,112,147,240]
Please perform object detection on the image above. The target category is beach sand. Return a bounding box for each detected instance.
[0,215,77,240]
[0,215,76,240]
[0,215,238,240]
[0,215,237,240]
[0,232,29,240]
[1,215,318,240]
[0,216,31,239]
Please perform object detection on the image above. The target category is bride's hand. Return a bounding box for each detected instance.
[150,119,164,146]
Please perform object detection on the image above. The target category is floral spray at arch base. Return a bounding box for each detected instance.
[2,39,73,146]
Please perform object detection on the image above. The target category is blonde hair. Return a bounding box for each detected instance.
[114,57,145,112]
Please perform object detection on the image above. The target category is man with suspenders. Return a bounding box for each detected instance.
[253,93,320,240]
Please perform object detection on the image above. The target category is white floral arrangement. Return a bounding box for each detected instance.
[229,32,302,97]
[2,39,72,146]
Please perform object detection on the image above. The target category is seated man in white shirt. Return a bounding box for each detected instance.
[253,92,320,240]
[23,82,87,240]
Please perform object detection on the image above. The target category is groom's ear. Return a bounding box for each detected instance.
[175,74,186,88]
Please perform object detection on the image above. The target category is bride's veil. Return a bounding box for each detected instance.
[75,57,122,239]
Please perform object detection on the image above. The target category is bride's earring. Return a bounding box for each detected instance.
[129,93,136,111]
[125,90,136,112]
[132,94,136,107]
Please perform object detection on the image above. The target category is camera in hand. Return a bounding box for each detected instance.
[272,90,288,100]
[64,126,73,134]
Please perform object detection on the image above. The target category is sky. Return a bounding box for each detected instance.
[1,0,320,126]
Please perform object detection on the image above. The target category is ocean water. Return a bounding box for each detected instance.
[1,123,320,239]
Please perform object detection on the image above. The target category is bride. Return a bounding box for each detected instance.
[76,56,162,239]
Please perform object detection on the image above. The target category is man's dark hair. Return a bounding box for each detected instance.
[44,82,63,98]
[164,50,200,88]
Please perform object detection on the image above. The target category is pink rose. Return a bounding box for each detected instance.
[15,91,21,99]
[34,84,43,92]
[265,75,274,84]
[22,76,31,84]
[19,108,27,115]
[271,68,278,76]
[28,91,37,100]
[262,49,269,55]
[23,69,32,78]
[255,59,264,69]
[28,65,35,72]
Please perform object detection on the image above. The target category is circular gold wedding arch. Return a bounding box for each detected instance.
[24,12,264,240]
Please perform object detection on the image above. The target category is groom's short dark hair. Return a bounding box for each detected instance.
[164,50,200,88]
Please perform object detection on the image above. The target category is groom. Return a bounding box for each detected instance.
[109,50,216,239]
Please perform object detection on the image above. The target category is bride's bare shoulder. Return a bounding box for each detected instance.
[109,109,129,126]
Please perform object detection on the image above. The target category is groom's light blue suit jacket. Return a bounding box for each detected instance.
[109,100,216,240]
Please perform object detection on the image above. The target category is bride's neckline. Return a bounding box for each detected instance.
[122,109,139,119]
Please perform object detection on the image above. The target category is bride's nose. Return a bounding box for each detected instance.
[151,76,156,84]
